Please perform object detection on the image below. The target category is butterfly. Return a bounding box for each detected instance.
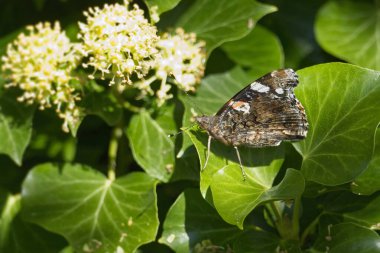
[195,69,308,179]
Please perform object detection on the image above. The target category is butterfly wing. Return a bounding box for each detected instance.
[210,69,308,147]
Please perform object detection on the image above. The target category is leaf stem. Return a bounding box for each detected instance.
[108,126,122,181]
[300,214,321,246]
[0,194,21,247]
[291,197,301,240]
[123,100,142,113]
[269,201,286,236]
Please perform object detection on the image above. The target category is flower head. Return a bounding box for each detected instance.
[78,1,159,85]
[1,21,82,132]
[155,28,206,93]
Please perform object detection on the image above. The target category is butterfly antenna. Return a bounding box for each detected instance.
[167,122,198,138]
[234,146,246,181]
[181,90,206,116]
[168,90,205,139]
[202,136,212,171]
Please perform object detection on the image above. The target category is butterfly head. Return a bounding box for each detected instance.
[271,68,299,88]
[195,116,214,133]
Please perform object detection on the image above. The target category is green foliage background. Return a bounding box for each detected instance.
[1,0,380,252]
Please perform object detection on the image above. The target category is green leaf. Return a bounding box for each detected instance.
[315,0,380,70]
[0,193,20,249]
[233,230,301,253]
[186,124,305,228]
[159,189,241,252]
[0,89,35,165]
[189,67,251,115]
[144,0,181,15]
[22,163,159,253]
[294,63,380,185]
[343,195,380,230]
[126,110,175,182]
[315,223,380,253]
[351,129,380,195]
[211,168,304,228]
[154,102,178,136]
[222,25,284,79]
[177,0,277,54]
[0,193,67,253]
[82,91,122,127]
[186,124,284,196]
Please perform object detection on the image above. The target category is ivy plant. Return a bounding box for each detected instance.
[0,0,379,253]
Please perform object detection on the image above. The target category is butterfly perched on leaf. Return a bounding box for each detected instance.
[195,69,308,179]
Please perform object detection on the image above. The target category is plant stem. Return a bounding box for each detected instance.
[300,214,321,246]
[0,194,21,247]
[108,126,122,181]
[291,197,301,240]
[270,201,285,236]
[123,100,141,113]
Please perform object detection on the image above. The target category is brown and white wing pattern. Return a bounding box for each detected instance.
[197,69,308,147]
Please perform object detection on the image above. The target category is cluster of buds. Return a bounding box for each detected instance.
[1,1,206,132]
[1,22,82,132]
[78,1,159,85]
[154,28,205,106]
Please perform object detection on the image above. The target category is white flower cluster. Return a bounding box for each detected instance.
[1,22,82,132]
[78,1,205,106]
[78,1,159,85]
[1,1,206,132]
[154,28,205,105]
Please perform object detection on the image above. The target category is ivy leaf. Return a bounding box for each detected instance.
[0,193,67,253]
[351,129,380,195]
[126,110,174,182]
[314,223,380,253]
[144,0,181,15]
[22,163,159,253]
[294,63,380,185]
[343,195,380,230]
[177,0,277,54]
[233,230,301,253]
[0,89,35,165]
[186,125,305,228]
[315,0,380,70]
[188,67,251,116]
[82,91,122,127]
[211,167,304,228]
[159,189,241,252]
[222,25,284,79]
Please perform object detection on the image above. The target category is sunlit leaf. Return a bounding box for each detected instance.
[294,63,380,185]
[222,25,284,79]
[126,110,174,182]
[144,0,181,15]
[0,89,34,165]
[177,0,277,54]
[22,163,159,253]
[316,0,380,70]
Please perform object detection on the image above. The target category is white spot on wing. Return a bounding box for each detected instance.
[275,88,284,94]
[250,82,270,93]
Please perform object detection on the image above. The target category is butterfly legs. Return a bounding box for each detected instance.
[202,135,212,172]
[202,136,246,181]
[234,146,247,181]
